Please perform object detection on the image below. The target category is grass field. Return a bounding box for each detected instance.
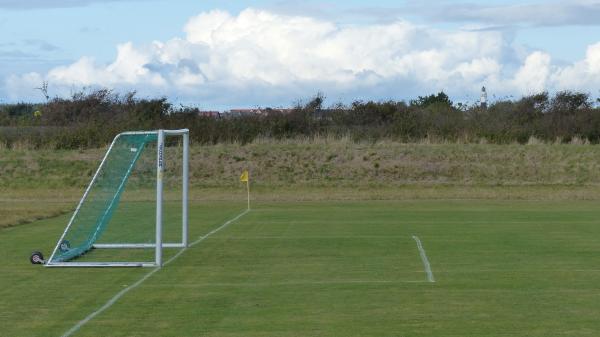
[2,198,600,336]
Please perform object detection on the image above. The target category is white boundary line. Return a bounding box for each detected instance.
[412,235,435,283]
[61,209,250,337]
[154,280,430,287]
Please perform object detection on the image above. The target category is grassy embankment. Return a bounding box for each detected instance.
[3,138,600,228]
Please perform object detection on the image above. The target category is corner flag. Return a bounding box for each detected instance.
[240,170,250,210]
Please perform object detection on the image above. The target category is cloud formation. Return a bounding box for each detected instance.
[433,0,600,27]
[357,1,600,27]
[4,8,600,107]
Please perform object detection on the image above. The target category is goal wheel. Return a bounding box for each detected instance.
[30,251,45,265]
[59,240,71,252]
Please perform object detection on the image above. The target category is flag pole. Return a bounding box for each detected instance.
[246,179,250,210]
[241,170,250,210]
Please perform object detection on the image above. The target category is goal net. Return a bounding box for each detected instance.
[45,129,189,267]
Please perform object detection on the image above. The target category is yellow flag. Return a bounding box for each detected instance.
[240,170,249,182]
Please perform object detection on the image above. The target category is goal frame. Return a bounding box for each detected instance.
[45,129,189,268]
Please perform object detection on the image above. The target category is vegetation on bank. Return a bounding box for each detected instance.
[5,139,600,228]
[2,90,600,149]
[3,139,600,190]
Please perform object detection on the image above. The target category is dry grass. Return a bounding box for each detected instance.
[4,139,600,189]
[186,140,600,188]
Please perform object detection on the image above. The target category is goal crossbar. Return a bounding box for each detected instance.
[45,129,189,268]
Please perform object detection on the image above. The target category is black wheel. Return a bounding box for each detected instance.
[30,251,45,265]
[59,240,71,252]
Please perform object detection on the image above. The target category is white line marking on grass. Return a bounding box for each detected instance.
[150,280,430,287]
[412,235,435,283]
[61,209,250,337]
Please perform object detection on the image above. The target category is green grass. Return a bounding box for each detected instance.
[2,199,600,336]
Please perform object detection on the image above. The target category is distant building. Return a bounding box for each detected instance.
[223,108,295,118]
[259,108,294,116]
[480,86,488,109]
[195,108,296,118]
[228,108,262,116]
[197,110,220,118]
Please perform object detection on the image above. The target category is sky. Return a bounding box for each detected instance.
[1,0,600,109]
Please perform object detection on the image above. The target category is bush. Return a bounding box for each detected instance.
[2,89,600,148]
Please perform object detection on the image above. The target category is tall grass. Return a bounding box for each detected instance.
[4,140,600,191]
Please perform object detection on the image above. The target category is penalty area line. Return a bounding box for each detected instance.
[61,209,250,337]
[412,235,435,283]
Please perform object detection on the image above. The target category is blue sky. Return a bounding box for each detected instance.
[1,0,600,109]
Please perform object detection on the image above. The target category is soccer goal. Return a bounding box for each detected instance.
[37,129,189,268]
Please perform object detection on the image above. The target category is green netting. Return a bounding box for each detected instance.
[51,133,157,262]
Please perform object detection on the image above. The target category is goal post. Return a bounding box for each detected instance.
[44,129,189,268]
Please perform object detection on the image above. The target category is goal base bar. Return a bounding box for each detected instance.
[44,262,157,268]
[93,243,186,249]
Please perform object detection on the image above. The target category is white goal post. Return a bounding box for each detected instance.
[44,129,189,268]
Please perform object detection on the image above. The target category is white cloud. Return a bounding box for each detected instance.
[551,42,600,90]
[3,8,600,106]
[43,43,166,87]
[587,42,600,74]
[512,51,551,94]
[4,72,44,99]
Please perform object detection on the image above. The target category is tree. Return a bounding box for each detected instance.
[550,91,590,113]
[34,81,50,101]
[410,91,453,108]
